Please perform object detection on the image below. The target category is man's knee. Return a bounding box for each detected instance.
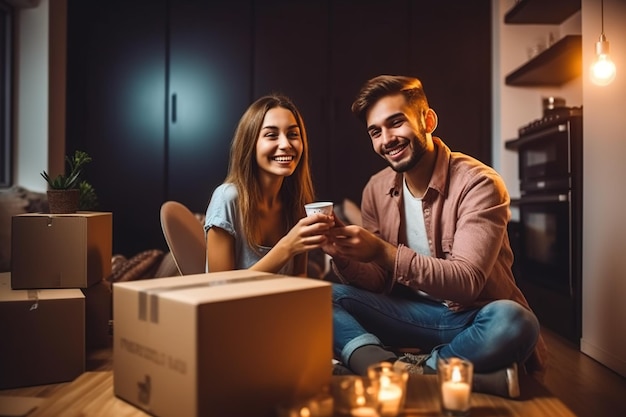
[483,300,540,343]
[332,283,358,300]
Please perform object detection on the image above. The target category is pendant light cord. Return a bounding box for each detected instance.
[601,0,605,35]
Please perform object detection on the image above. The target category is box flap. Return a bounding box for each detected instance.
[14,211,112,218]
[113,270,331,304]
[0,273,84,302]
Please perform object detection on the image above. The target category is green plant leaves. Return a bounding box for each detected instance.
[41,150,99,210]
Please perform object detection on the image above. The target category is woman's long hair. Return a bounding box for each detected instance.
[225,94,315,250]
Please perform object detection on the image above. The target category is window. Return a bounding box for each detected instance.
[0,2,12,187]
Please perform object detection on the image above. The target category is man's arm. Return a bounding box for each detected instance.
[393,172,512,305]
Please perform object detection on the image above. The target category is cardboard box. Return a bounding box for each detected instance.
[113,270,332,417]
[0,272,85,389]
[83,279,113,349]
[11,212,112,289]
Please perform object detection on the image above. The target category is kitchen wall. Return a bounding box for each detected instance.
[493,0,626,377]
[13,0,626,376]
[579,0,626,378]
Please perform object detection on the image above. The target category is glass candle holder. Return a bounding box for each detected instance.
[437,357,473,417]
[367,362,408,417]
[275,391,334,417]
[331,375,380,417]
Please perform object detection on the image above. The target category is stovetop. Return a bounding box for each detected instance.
[518,106,583,137]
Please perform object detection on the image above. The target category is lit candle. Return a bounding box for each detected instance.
[441,366,471,411]
[377,374,403,416]
[350,406,379,417]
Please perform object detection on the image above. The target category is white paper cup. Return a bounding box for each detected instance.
[305,201,333,216]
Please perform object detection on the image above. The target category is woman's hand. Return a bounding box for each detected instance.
[279,212,335,257]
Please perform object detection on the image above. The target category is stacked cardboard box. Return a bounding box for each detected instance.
[0,273,85,389]
[0,212,113,389]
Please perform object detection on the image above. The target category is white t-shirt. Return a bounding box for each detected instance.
[403,178,444,303]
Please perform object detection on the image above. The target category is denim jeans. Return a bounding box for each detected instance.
[333,283,540,373]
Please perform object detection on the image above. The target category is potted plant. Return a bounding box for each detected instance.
[41,150,98,213]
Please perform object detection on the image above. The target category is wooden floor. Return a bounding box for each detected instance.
[2,328,625,416]
[541,327,626,417]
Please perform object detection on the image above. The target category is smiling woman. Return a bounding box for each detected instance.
[255,106,303,179]
[203,94,334,278]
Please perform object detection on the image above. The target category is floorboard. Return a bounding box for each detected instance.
[541,327,626,417]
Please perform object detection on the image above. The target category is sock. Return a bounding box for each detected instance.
[348,345,398,376]
[472,364,520,398]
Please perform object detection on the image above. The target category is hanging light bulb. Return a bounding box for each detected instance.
[590,0,616,86]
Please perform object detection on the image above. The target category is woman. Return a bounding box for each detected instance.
[204,94,332,276]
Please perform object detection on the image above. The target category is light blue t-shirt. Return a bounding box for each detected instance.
[204,183,294,275]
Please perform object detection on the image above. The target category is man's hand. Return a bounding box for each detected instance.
[322,215,395,268]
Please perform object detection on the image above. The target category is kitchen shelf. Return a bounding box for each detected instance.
[505,0,581,24]
[505,35,582,87]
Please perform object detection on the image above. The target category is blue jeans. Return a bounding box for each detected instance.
[333,283,540,373]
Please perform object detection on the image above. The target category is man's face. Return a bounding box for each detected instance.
[365,94,429,173]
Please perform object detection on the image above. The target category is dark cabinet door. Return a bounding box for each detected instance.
[67,0,168,256]
[168,0,253,214]
[252,0,331,200]
[67,0,253,256]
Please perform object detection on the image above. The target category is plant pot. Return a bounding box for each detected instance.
[47,189,80,214]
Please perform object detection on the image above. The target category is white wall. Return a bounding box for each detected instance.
[493,0,626,377]
[580,0,626,377]
[14,0,49,192]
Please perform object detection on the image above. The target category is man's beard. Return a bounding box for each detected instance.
[389,152,420,173]
[386,135,427,173]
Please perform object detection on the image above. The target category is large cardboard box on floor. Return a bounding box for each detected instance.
[0,272,85,389]
[11,212,112,289]
[113,270,332,417]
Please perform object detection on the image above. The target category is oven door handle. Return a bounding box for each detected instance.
[516,193,569,204]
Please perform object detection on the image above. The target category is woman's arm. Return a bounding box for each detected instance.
[206,227,236,272]
[249,213,331,275]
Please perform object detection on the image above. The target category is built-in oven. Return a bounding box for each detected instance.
[518,193,572,293]
[506,107,582,344]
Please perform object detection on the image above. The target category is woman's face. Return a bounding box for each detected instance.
[255,106,303,179]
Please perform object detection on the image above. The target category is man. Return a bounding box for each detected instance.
[323,75,547,398]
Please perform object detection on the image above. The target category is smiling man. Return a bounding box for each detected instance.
[323,75,547,398]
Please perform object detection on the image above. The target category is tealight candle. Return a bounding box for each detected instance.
[331,376,380,417]
[350,406,379,417]
[437,358,473,417]
[367,362,408,417]
[441,367,470,410]
[378,375,403,415]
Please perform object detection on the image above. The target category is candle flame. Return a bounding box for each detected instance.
[451,366,462,383]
